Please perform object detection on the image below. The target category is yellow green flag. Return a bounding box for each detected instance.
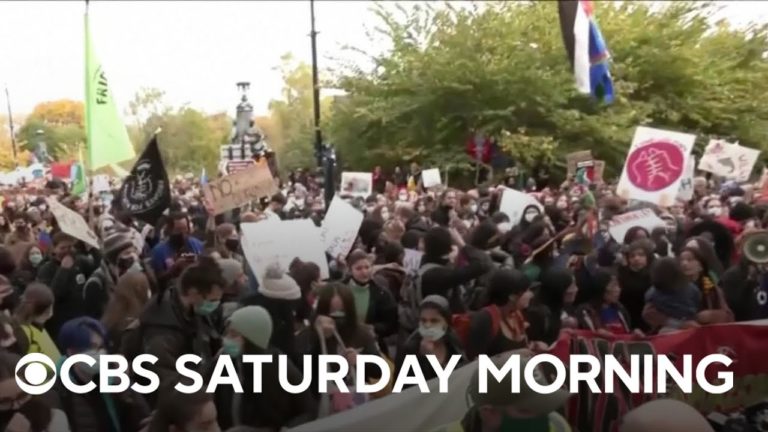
[84,10,135,171]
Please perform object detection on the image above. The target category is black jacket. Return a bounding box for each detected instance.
[420,246,491,313]
[721,262,768,322]
[343,276,398,342]
[37,252,99,339]
[56,374,149,432]
[241,294,301,364]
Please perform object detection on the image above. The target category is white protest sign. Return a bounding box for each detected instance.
[320,196,364,259]
[92,175,111,193]
[699,139,735,177]
[46,198,100,249]
[340,172,373,198]
[421,168,441,188]
[676,156,696,201]
[617,126,695,207]
[608,208,666,243]
[203,161,278,215]
[732,145,760,182]
[241,218,329,286]
[498,187,543,225]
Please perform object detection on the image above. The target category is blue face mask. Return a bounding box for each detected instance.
[222,337,241,357]
[195,300,220,316]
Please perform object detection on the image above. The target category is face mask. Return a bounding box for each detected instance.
[195,300,220,316]
[169,233,185,248]
[418,324,446,341]
[524,211,538,223]
[462,219,473,229]
[329,311,345,325]
[707,206,722,216]
[556,201,568,210]
[225,238,240,252]
[222,337,241,357]
[497,222,512,234]
[29,253,43,267]
[470,204,478,213]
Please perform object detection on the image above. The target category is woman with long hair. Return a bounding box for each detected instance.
[101,272,152,352]
[15,283,59,363]
[575,269,637,337]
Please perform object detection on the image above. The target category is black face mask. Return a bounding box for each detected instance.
[168,233,185,249]
[116,256,136,273]
[225,238,240,253]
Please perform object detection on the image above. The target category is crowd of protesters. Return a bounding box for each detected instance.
[0,160,762,432]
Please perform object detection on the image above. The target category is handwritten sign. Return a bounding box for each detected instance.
[92,175,111,193]
[617,127,695,207]
[241,218,329,286]
[47,198,100,249]
[203,161,278,215]
[676,156,696,201]
[498,187,543,226]
[320,196,364,259]
[608,208,665,243]
[340,172,373,198]
[566,150,593,176]
[421,169,441,188]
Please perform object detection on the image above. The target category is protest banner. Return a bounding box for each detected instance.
[46,198,100,249]
[676,156,696,201]
[566,150,593,176]
[617,126,695,207]
[203,160,278,215]
[422,168,442,188]
[341,172,373,197]
[241,218,329,286]
[289,322,768,432]
[320,196,364,259]
[608,208,666,242]
[499,187,543,225]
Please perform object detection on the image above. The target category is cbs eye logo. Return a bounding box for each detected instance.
[15,353,57,395]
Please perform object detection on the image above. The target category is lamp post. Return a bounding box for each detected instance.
[310,0,335,209]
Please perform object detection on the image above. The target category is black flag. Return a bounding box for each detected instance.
[119,135,170,225]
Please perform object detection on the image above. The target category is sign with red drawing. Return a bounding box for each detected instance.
[617,126,695,207]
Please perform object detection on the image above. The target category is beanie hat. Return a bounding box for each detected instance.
[228,306,273,350]
[258,263,301,300]
[103,231,134,264]
[424,227,452,258]
[217,258,243,287]
[420,295,451,322]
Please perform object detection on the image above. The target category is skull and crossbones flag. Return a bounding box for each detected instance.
[118,135,171,225]
[557,0,614,103]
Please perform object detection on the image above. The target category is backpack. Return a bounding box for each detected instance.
[398,263,441,332]
[451,304,502,349]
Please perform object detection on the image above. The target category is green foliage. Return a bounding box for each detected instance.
[266,53,334,171]
[17,100,86,161]
[326,1,768,180]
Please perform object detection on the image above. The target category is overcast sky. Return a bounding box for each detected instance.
[1,1,767,118]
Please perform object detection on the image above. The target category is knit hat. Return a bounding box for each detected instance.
[228,306,273,350]
[467,350,569,415]
[217,258,243,287]
[258,263,301,300]
[420,295,451,322]
[103,231,134,264]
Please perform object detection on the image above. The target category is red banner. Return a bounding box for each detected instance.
[549,324,768,432]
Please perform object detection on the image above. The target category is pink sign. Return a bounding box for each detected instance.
[625,140,685,192]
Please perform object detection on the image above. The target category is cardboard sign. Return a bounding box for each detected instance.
[241,218,329,286]
[676,156,696,201]
[608,208,665,243]
[617,126,695,207]
[340,172,373,197]
[203,161,278,215]
[320,196,364,259]
[593,160,605,183]
[47,198,100,249]
[421,168,441,188]
[566,150,593,176]
[403,249,423,276]
[498,187,543,226]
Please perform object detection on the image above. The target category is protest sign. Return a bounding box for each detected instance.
[92,175,111,193]
[608,208,665,242]
[617,126,695,207]
[341,172,373,197]
[203,160,278,215]
[320,196,364,259]
[47,198,100,249]
[732,145,760,182]
[499,187,543,225]
[421,168,442,188]
[566,150,593,176]
[593,160,605,183]
[290,322,768,432]
[241,218,329,286]
[403,249,423,275]
[676,156,696,201]
[699,140,759,182]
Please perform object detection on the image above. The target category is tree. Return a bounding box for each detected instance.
[326,1,768,181]
[265,53,334,171]
[16,100,86,162]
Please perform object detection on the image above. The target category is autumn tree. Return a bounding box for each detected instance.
[0,116,31,170]
[265,53,334,170]
[17,99,86,161]
[326,1,768,180]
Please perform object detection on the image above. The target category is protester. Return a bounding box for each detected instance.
[148,389,220,432]
[101,271,152,352]
[150,212,205,285]
[15,283,59,362]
